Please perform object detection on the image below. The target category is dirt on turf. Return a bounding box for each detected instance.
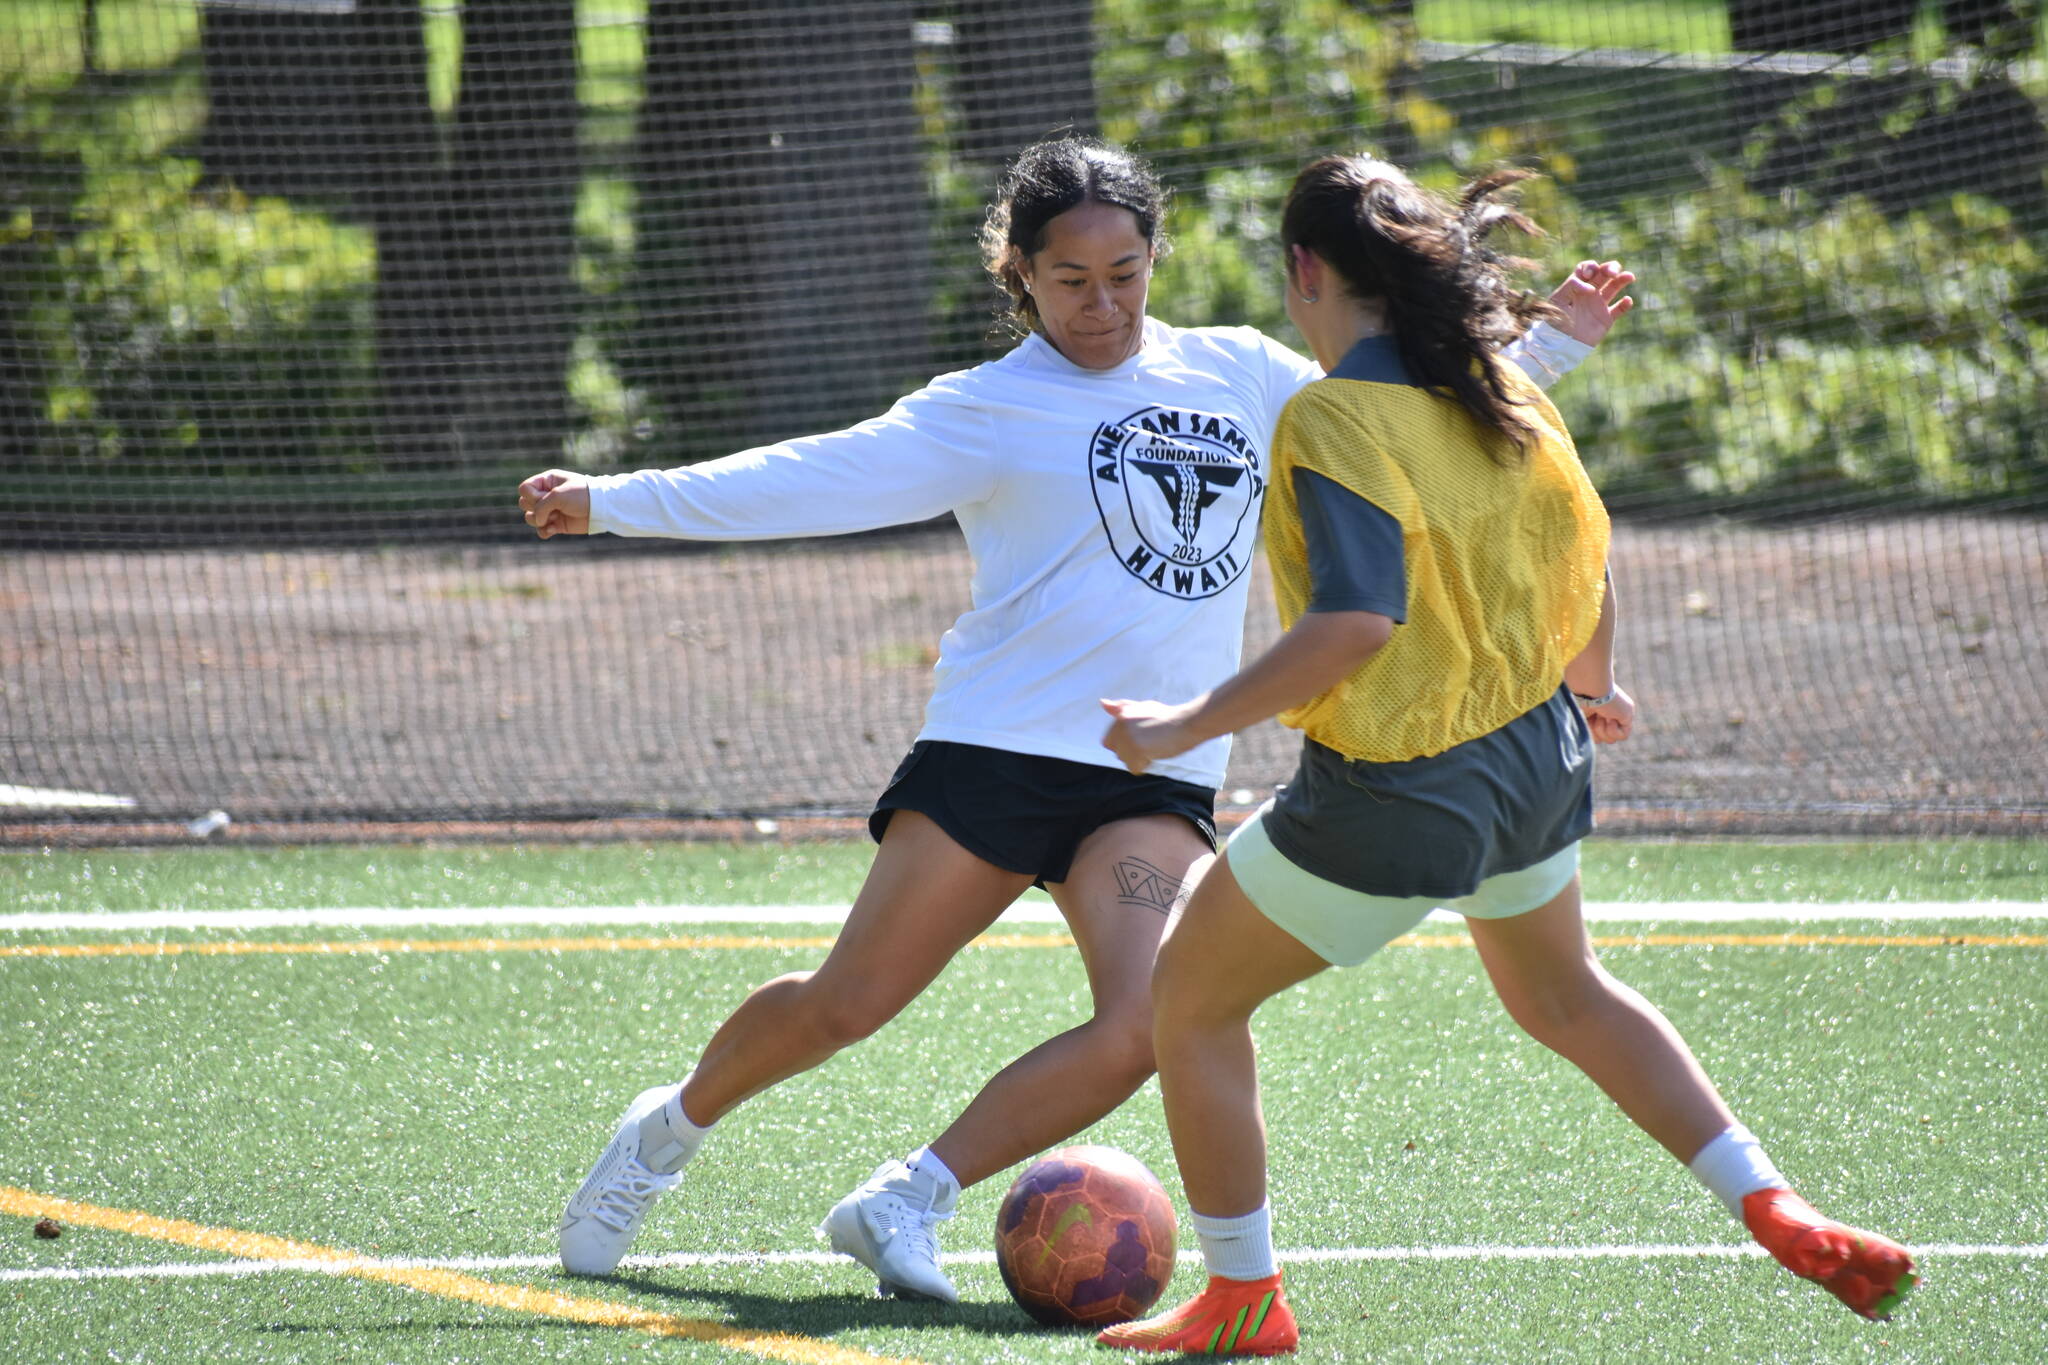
[3,513,2043,843]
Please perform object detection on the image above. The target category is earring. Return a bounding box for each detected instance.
[1295,288,1318,304]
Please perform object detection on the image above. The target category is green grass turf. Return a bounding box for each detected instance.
[1417,0,1731,51]
[2,845,2044,1362]
[1,0,198,83]
[1413,0,2048,61]
[4,838,2046,913]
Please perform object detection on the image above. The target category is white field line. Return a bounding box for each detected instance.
[0,784,136,810]
[4,1241,2042,1284]
[2,901,2044,933]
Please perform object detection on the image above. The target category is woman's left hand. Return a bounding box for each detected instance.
[1579,685,1636,744]
[1101,698,1200,774]
[1548,260,1636,348]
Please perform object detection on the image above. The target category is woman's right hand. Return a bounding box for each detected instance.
[1101,697,1201,775]
[518,469,593,538]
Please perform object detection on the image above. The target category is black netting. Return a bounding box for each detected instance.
[4,1,2044,834]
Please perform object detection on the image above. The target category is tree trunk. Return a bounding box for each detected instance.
[633,1,927,458]
[451,0,581,468]
[200,6,361,202]
[352,0,462,469]
[950,0,1097,166]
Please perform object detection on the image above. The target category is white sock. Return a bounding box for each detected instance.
[1189,1203,1278,1281]
[638,1078,712,1174]
[907,1145,963,1200]
[1687,1124,1788,1219]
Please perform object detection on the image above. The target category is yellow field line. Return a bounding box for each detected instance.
[1,929,2041,960]
[0,1186,922,1365]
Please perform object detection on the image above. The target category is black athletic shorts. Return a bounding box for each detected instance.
[869,740,1218,885]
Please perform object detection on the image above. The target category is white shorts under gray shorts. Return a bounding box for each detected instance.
[1225,800,1581,967]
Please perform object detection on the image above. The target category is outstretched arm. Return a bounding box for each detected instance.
[1498,260,1634,389]
[515,382,998,542]
[1101,611,1393,774]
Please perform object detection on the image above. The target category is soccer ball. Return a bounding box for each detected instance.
[994,1144,1178,1328]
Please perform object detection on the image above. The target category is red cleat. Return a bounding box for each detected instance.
[1742,1188,1918,1321]
[1096,1272,1299,1355]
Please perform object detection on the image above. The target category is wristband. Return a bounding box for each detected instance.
[1572,686,1618,708]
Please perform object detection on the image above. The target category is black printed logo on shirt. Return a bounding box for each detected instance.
[1090,405,1265,600]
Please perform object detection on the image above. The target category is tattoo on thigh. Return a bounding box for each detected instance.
[1113,857,1193,917]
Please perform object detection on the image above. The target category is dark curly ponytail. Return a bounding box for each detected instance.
[1281,155,1560,457]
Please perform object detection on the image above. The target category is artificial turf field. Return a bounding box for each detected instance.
[3,840,2044,1363]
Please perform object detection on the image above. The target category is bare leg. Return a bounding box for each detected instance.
[678,811,1033,1125]
[1467,874,1919,1319]
[1149,850,1327,1217]
[925,815,1209,1189]
[1463,874,1733,1162]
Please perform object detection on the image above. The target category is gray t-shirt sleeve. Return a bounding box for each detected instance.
[1294,467,1407,621]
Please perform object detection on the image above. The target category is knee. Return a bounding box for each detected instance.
[1147,979,1238,1071]
[1498,964,1623,1046]
[1083,1008,1159,1093]
[792,973,903,1050]
[1149,945,1239,1043]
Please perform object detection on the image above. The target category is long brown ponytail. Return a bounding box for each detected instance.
[1281,155,1560,457]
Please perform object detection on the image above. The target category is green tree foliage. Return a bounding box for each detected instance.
[5,0,2043,515]
[1097,0,1398,335]
[50,161,376,474]
[4,30,377,478]
[1550,177,2048,506]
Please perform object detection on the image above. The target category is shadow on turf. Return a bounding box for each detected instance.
[605,1272,1069,1339]
[255,1278,1082,1343]
[260,1320,589,1335]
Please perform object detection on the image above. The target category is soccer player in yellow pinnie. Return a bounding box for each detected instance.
[1096,154,1916,1355]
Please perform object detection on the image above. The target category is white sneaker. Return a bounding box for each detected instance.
[558,1084,694,1275]
[820,1159,959,1303]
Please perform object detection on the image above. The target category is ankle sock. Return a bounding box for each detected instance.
[1189,1202,1278,1281]
[639,1079,711,1173]
[907,1145,963,1200]
[1687,1123,1788,1219]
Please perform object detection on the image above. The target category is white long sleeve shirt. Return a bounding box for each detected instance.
[588,318,1586,789]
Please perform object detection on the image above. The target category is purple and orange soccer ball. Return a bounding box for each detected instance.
[994,1144,1178,1328]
